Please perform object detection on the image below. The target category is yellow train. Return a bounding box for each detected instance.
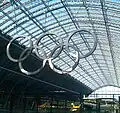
[70,103,80,112]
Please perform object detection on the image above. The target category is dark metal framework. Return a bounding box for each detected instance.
[0,92,80,113]
[0,0,120,90]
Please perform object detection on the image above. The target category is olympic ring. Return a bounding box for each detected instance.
[67,30,97,59]
[18,47,45,75]
[49,44,79,74]
[6,36,33,62]
[6,30,97,75]
[35,33,63,59]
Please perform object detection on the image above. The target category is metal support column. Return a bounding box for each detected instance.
[119,96,120,113]
[9,94,14,113]
[96,99,100,113]
[80,94,83,113]
[36,97,39,113]
[57,100,58,109]
[50,97,53,113]
[113,94,115,113]
[65,100,67,113]
[23,96,26,113]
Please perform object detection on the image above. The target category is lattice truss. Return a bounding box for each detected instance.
[0,0,120,90]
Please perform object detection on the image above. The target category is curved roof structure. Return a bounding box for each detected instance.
[89,86,120,100]
[0,0,120,91]
[0,32,91,97]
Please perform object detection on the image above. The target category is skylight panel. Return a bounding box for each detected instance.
[1,0,120,90]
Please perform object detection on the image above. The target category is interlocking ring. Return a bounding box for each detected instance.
[6,36,33,62]
[35,33,63,59]
[49,44,79,74]
[18,47,45,75]
[67,30,97,59]
[6,30,97,75]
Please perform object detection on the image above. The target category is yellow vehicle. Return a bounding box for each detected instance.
[70,103,80,112]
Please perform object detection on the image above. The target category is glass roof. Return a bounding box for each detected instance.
[0,0,120,90]
[89,86,120,100]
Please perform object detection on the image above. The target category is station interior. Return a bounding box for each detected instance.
[1,0,120,113]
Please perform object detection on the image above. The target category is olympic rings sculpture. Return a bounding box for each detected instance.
[6,30,97,75]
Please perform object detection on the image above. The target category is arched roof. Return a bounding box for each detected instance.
[0,0,120,91]
[0,32,91,97]
[89,86,120,100]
